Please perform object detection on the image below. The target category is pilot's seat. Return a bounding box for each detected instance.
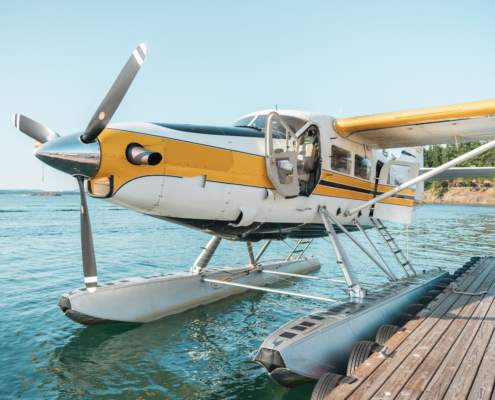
[297,144,317,181]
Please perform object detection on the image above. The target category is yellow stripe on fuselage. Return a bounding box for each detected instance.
[314,184,414,207]
[322,171,374,191]
[319,170,415,206]
[377,184,415,197]
[313,185,373,201]
[90,129,274,193]
[90,129,413,207]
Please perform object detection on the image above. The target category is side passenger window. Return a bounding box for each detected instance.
[331,145,351,174]
[387,165,411,186]
[354,155,371,180]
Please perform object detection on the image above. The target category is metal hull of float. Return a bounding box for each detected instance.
[253,269,448,388]
[57,257,320,325]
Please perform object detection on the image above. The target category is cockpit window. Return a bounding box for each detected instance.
[232,114,307,139]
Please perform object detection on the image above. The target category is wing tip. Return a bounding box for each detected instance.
[139,43,147,56]
[13,114,19,129]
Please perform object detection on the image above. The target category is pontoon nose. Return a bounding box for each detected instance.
[34,133,101,178]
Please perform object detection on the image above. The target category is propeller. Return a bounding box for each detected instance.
[13,43,148,292]
[82,43,147,143]
[75,175,98,293]
[13,114,60,143]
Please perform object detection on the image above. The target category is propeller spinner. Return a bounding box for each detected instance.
[13,43,147,292]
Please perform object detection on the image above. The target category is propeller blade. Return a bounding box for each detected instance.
[82,43,147,143]
[75,175,98,293]
[13,114,60,143]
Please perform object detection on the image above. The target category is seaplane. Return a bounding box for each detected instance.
[13,43,495,395]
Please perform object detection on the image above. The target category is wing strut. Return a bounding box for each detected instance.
[344,139,495,217]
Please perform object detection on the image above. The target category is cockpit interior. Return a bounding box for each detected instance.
[233,113,321,197]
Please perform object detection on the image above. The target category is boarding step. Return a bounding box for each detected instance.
[286,238,314,261]
[371,218,416,277]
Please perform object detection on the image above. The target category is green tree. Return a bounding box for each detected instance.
[423,141,495,186]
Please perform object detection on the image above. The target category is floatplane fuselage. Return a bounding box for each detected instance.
[34,110,418,243]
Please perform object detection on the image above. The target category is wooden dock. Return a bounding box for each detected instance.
[326,256,495,400]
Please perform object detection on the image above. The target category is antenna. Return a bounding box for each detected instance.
[276,104,277,111]
[338,100,346,118]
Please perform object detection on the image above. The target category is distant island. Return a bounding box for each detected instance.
[0,189,80,195]
[26,192,61,196]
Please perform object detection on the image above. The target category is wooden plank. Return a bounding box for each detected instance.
[326,259,492,400]
[467,331,495,400]
[397,263,495,400]
[370,261,495,400]
[442,322,493,400]
[440,283,495,400]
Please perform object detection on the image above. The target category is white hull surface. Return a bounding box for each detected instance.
[58,257,320,325]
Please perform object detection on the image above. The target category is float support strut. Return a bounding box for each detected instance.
[190,236,222,275]
[262,270,379,287]
[254,240,272,264]
[354,219,397,281]
[247,242,255,265]
[320,207,396,282]
[202,278,337,303]
[319,207,366,298]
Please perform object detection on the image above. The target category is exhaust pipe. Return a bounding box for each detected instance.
[126,143,162,166]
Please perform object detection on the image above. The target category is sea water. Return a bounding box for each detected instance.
[1,194,494,399]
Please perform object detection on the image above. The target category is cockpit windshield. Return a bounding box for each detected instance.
[232,114,307,139]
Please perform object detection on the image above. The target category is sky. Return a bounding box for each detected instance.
[1,0,495,190]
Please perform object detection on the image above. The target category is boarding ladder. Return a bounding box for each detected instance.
[370,218,416,276]
[286,239,314,261]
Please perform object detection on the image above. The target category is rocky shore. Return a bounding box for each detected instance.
[423,187,495,205]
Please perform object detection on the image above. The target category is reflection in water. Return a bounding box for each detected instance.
[36,294,311,399]
[3,196,495,399]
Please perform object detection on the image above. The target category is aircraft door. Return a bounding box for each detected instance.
[373,160,420,224]
[378,161,419,188]
[373,160,384,198]
[265,112,300,198]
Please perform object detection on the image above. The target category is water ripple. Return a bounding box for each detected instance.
[1,196,494,399]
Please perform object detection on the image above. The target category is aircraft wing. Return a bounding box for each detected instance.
[419,166,495,181]
[334,99,495,149]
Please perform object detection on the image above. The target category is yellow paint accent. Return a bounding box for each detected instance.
[377,184,415,197]
[314,185,413,206]
[89,129,274,194]
[91,129,414,209]
[322,170,415,198]
[322,170,374,191]
[314,185,373,201]
[380,197,414,207]
[34,141,42,148]
[334,99,495,137]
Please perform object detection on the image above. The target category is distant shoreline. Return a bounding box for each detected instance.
[26,192,61,196]
[424,187,495,206]
[0,190,79,195]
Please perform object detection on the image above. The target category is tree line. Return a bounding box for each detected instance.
[423,142,495,189]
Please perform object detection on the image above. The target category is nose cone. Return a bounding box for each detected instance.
[34,133,101,178]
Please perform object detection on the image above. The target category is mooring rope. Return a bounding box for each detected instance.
[448,281,487,296]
